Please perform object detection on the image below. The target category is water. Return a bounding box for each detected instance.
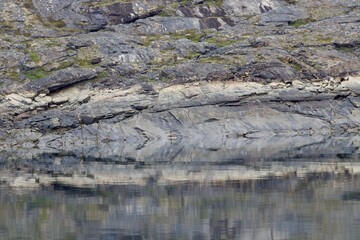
[1,174,360,239]
[2,135,360,239]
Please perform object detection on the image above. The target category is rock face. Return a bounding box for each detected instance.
[2,77,360,162]
[0,0,359,90]
[0,0,359,185]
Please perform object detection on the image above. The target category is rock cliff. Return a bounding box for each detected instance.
[0,0,359,185]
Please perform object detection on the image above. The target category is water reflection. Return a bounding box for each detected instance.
[1,175,360,239]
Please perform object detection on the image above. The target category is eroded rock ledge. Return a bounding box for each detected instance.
[2,75,360,187]
[1,74,360,162]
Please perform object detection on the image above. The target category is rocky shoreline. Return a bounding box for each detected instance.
[2,75,360,160]
[0,0,359,186]
[2,76,360,187]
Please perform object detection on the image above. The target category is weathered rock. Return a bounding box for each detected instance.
[135,17,201,34]
[223,0,278,16]
[24,67,97,94]
[1,77,360,162]
[0,0,359,173]
[1,0,359,93]
[260,5,307,24]
[341,76,360,95]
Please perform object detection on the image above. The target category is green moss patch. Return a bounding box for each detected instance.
[315,36,333,44]
[24,69,48,80]
[185,52,202,59]
[141,35,158,47]
[171,29,206,42]
[96,71,108,80]
[290,62,303,71]
[55,60,75,70]
[28,52,41,63]
[6,70,21,81]
[204,36,239,47]
[289,18,316,27]
[149,52,179,68]
[74,57,93,67]
[42,17,67,29]
[336,46,356,53]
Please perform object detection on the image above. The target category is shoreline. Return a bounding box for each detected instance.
[0,0,359,189]
[1,159,360,188]
[1,75,360,161]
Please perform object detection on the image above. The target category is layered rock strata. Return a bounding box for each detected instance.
[0,0,359,186]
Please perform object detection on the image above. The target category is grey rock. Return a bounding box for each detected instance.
[159,62,235,83]
[341,76,360,95]
[349,97,360,108]
[135,17,201,34]
[269,88,336,101]
[1,78,359,163]
[239,62,297,83]
[52,96,69,105]
[24,67,97,93]
[32,0,89,28]
[0,0,360,169]
[260,5,307,24]
[223,0,278,16]
[18,109,79,132]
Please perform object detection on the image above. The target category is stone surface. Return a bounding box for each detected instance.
[0,0,359,184]
[24,67,97,94]
[341,76,360,95]
[1,79,360,163]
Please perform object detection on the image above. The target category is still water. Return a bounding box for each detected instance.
[1,174,360,240]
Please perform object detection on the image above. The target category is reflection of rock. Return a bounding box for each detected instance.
[1,159,360,188]
[2,175,360,240]
[1,135,360,188]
